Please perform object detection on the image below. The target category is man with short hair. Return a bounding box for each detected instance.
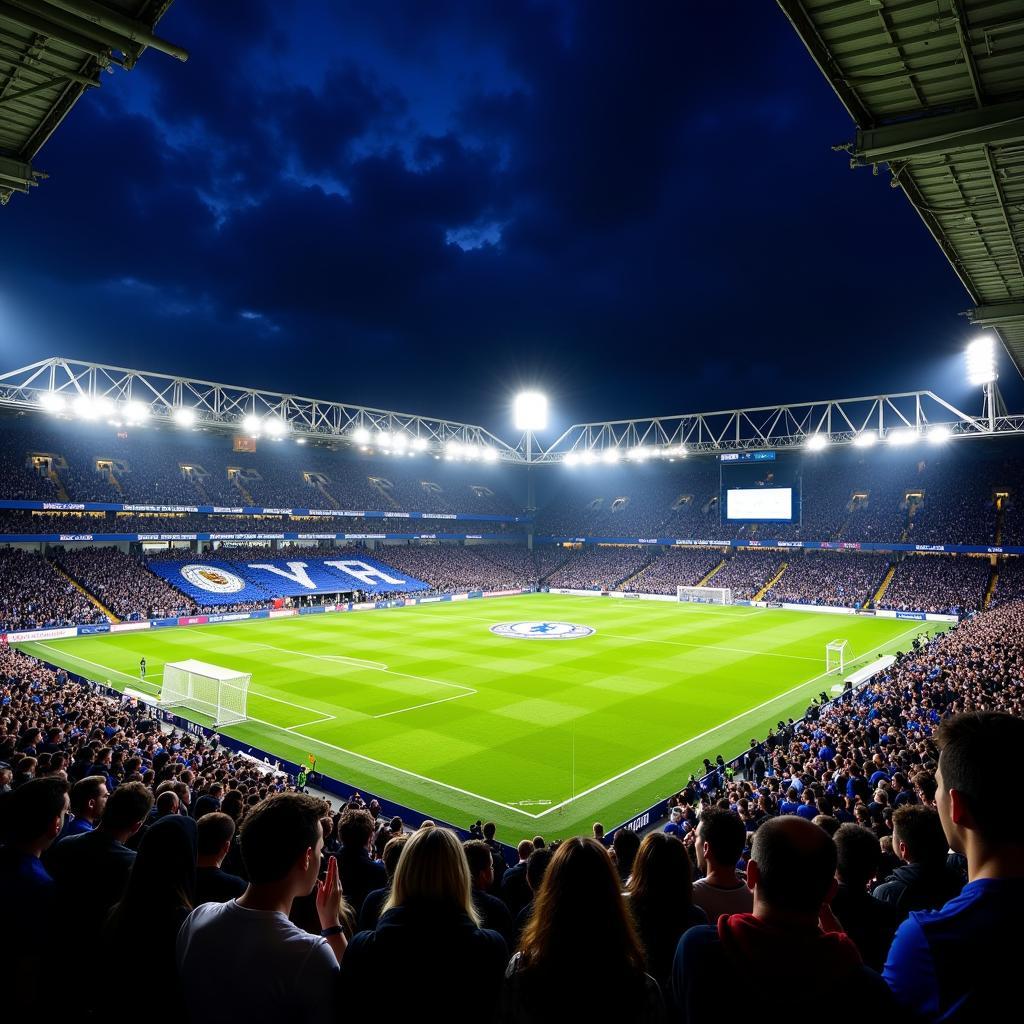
[59,775,109,838]
[465,839,514,943]
[482,820,506,892]
[195,811,246,905]
[674,816,893,1022]
[692,808,753,920]
[884,712,1024,1021]
[664,805,687,838]
[177,793,343,1024]
[338,807,387,914]
[873,805,962,920]
[500,839,534,917]
[612,827,641,885]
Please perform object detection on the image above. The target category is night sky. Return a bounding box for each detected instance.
[0,1,1012,437]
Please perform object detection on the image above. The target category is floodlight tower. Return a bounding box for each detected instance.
[965,336,1004,432]
[514,391,548,546]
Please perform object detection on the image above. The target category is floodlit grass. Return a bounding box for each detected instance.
[18,595,946,838]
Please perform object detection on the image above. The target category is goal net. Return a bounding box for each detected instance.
[677,585,732,605]
[826,640,848,674]
[162,659,250,727]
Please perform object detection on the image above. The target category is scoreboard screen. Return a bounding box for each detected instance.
[720,452,801,524]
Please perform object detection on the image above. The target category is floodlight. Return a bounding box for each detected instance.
[965,336,996,386]
[391,432,408,451]
[411,436,429,451]
[375,430,391,447]
[888,429,918,446]
[928,425,952,444]
[296,437,306,445]
[580,450,597,465]
[601,447,619,464]
[446,439,463,458]
[564,452,580,466]
[39,392,65,414]
[173,406,196,428]
[352,426,371,444]
[513,391,548,431]
[73,395,101,419]
[241,414,262,435]
[674,445,688,457]
[481,445,497,462]
[263,418,287,437]
[806,434,828,451]
[121,401,149,424]
[853,432,877,448]
[628,447,647,461]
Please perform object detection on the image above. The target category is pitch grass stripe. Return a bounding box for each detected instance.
[595,632,821,662]
[530,621,923,818]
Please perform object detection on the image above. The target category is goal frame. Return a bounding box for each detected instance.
[825,639,848,674]
[677,585,733,606]
[161,659,250,727]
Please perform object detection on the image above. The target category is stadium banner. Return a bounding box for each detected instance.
[3,625,79,643]
[0,498,530,524]
[77,623,111,635]
[206,612,253,624]
[110,621,152,633]
[875,609,958,623]
[150,616,180,629]
[249,609,271,619]
[269,608,299,619]
[780,602,855,616]
[299,606,326,615]
[178,615,210,626]
[468,590,484,599]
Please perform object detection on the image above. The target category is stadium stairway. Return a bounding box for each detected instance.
[616,556,656,590]
[314,480,339,508]
[984,568,999,610]
[753,562,788,602]
[50,562,119,623]
[871,563,898,608]
[697,559,727,587]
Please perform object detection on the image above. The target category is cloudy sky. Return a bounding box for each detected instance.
[0,1,1005,436]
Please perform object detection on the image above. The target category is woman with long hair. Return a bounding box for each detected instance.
[500,837,664,1022]
[625,832,707,995]
[341,826,507,1011]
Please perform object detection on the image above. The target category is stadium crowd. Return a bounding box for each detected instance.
[878,556,990,616]
[623,549,723,595]
[544,546,654,591]
[0,548,107,633]
[763,553,890,608]
[700,551,781,600]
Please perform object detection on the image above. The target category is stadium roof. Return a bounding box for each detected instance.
[778,1,1024,376]
[0,0,186,205]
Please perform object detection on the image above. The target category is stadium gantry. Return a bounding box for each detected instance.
[0,0,187,205]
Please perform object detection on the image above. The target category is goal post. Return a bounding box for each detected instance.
[826,639,848,674]
[677,585,732,606]
[162,659,250,727]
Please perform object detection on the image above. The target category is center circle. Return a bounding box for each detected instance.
[489,621,595,640]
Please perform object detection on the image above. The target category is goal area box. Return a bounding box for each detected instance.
[677,585,732,605]
[161,659,250,727]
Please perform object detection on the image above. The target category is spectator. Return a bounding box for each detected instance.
[103,814,198,1018]
[358,833,407,931]
[625,831,707,998]
[673,816,894,1022]
[873,806,963,919]
[501,839,535,918]
[195,811,246,905]
[664,804,687,838]
[501,836,662,1022]
[341,826,507,1010]
[0,777,69,1011]
[692,808,753,920]
[883,712,1024,1021]
[59,774,109,837]
[465,838,515,943]
[612,826,642,885]
[831,823,900,971]
[178,793,344,1024]
[337,807,388,915]
[513,846,554,946]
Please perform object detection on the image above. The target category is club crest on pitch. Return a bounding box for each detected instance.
[489,621,595,640]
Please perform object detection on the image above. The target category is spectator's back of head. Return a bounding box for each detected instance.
[463,838,494,884]
[384,825,478,923]
[240,793,324,884]
[102,781,154,835]
[526,846,553,893]
[197,811,236,858]
[339,807,374,850]
[612,827,641,877]
[517,839,534,862]
[892,806,949,865]
[698,807,746,868]
[381,834,407,877]
[749,816,837,916]
[0,777,68,846]
[834,824,881,890]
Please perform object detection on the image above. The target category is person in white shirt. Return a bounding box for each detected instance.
[691,807,754,921]
[177,792,346,1024]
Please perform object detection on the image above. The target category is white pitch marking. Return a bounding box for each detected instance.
[372,690,474,719]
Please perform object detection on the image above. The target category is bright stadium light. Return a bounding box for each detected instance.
[263,417,287,437]
[73,395,110,420]
[481,445,497,462]
[446,439,463,458]
[928,425,952,444]
[628,446,648,461]
[411,436,429,451]
[241,414,262,435]
[580,450,597,465]
[514,391,548,431]
[564,452,580,467]
[806,434,828,451]
[888,428,918,446]
[352,426,371,444]
[375,430,391,447]
[39,392,65,414]
[123,401,149,424]
[674,445,688,458]
[391,432,408,452]
[296,437,306,445]
[965,336,997,386]
[853,432,877,448]
[173,406,196,428]
[601,447,620,464]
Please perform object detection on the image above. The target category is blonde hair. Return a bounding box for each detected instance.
[382,826,480,925]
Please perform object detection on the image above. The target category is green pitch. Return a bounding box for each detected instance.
[17,595,946,839]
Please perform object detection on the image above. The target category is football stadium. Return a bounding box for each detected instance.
[2,3,1023,1021]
